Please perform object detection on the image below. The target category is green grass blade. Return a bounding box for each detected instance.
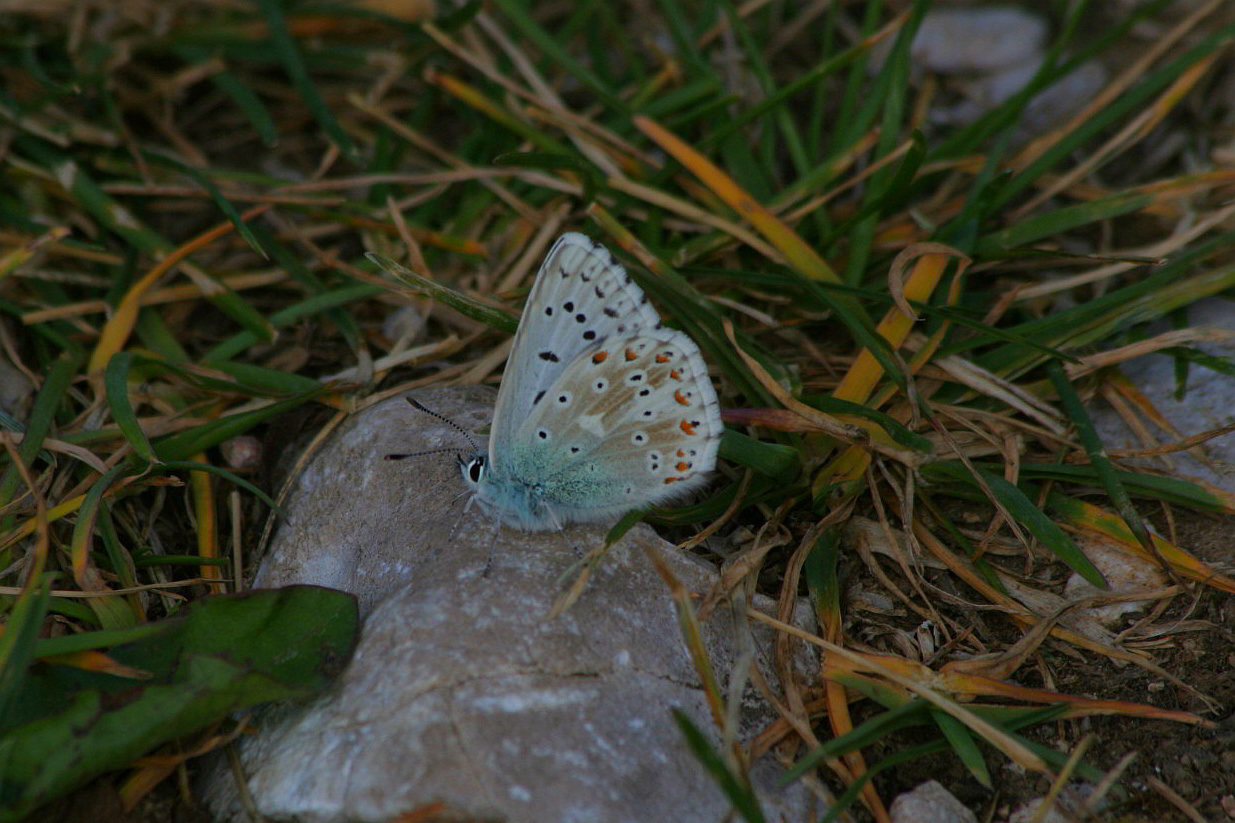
[672,709,767,823]
[103,352,158,465]
[152,389,325,462]
[975,193,1152,256]
[0,580,52,735]
[923,461,1107,587]
[368,253,518,334]
[993,24,1235,210]
[489,0,628,114]
[931,707,991,788]
[0,352,80,516]
[256,0,358,162]
[203,283,381,362]
[141,150,265,257]
[155,461,280,510]
[717,430,800,480]
[1047,361,1152,551]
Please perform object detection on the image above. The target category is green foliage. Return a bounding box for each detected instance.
[0,586,359,821]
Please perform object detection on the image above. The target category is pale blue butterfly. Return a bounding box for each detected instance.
[455,232,723,531]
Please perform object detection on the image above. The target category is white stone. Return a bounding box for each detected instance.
[201,386,819,822]
[1090,296,1235,496]
[889,780,978,823]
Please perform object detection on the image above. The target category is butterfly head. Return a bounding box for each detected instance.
[458,450,563,530]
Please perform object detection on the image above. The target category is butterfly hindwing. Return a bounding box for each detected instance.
[507,327,723,522]
[489,233,661,472]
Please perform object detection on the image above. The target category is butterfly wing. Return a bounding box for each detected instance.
[489,233,661,471]
[506,326,723,525]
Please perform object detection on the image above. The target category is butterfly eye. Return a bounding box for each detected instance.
[466,457,485,483]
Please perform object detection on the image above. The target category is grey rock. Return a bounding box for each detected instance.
[905,7,1047,73]
[202,386,820,822]
[0,354,33,419]
[1089,295,1235,496]
[871,6,1106,143]
[889,780,978,823]
[1006,784,1101,823]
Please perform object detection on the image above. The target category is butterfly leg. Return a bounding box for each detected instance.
[482,516,502,578]
[446,491,474,544]
[550,527,582,559]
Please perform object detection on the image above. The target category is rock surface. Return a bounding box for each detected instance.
[201,386,819,822]
[1089,296,1235,496]
[873,6,1107,142]
[889,780,978,823]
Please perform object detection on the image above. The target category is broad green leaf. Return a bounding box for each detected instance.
[0,585,359,821]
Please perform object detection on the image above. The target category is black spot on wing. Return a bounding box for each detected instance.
[538,351,560,362]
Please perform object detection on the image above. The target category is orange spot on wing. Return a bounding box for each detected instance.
[680,420,697,435]
[676,461,690,472]
[592,351,608,363]
[663,477,680,484]
[676,449,686,457]
[669,369,681,380]
[655,353,670,363]
[674,389,691,406]
[625,348,638,361]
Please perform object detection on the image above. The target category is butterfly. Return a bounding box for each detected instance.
[451,232,723,531]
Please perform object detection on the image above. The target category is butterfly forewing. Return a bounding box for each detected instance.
[489,233,661,472]
[508,327,723,521]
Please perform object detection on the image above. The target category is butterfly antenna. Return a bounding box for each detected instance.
[404,397,480,452]
[385,446,471,461]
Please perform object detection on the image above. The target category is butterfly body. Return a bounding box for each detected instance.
[462,233,722,531]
